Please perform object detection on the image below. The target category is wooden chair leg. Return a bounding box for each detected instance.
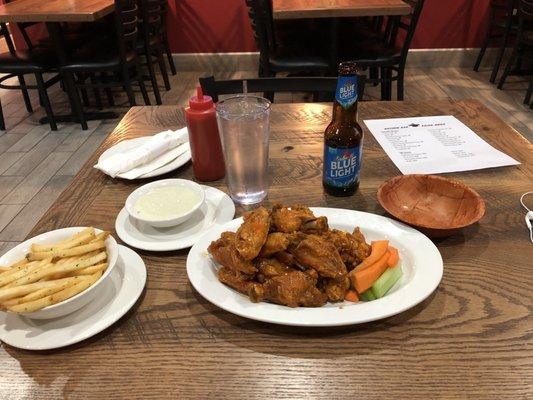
[164,37,176,75]
[101,72,115,106]
[135,59,151,105]
[156,48,171,91]
[89,73,103,110]
[397,69,405,101]
[35,73,57,131]
[17,75,33,113]
[497,45,518,89]
[145,52,162,105]
[474,28,492,72]
[490,24,513,83]
[0,97,5,131]
[524,82,532,105]
[63,73,88,130]
[122,67,136,107]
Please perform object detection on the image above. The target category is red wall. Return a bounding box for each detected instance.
[166,0,491,53]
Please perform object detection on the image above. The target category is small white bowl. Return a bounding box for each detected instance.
[0,227,119,320]
[125,179,205,228]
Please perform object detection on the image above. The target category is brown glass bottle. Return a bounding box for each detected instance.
[323,61,364,196]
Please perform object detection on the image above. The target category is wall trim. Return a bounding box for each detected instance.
[172,48,499,71]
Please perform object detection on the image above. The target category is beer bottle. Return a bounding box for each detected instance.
[323,61,364,196]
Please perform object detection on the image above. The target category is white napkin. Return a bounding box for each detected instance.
[94,128,189,178]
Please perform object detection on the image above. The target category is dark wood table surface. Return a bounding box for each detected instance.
[272,0,412,19]
[0,0,114,23]
[1,100,531,399]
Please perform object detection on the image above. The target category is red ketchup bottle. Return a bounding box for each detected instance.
[184,87,225,181]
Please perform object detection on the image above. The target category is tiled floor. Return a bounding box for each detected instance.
[0,66,530,253]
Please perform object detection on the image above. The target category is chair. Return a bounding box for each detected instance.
[341,0,425,101]
[0,23,59,130]
[498,0,533,89]
[245,0,329,78]
[474,0,518,83]
[199,75,365,103]
[137,0,171,105]
[158,0,176,75]
[59,0,150,128]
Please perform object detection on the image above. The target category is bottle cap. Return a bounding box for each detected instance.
[189,86,214,111]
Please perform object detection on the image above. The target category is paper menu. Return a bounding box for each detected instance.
[363,115,520,175]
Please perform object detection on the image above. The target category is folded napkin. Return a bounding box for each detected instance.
[94,128,189,178]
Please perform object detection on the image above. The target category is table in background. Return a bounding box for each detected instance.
[0,99,530,398]
[0,0,116,129]
[272,0,412,72]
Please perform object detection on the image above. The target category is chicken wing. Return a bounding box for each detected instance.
[256,258,292,279]
[251,270,327,307]
[218,267,256,294]
[208,235,257,274]
[235,207,270,260]
[271,204,317,233]
[301,216,329,234]
[322,228,371,268]
[259,232,293,257]
[324,277,350,302]
[291,235,347,279]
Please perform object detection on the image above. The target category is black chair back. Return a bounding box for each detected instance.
[519,0,533,43]
[245,0,276,70]
[199,75,366,103]
[114,0,139,63]
[139,0,163,41]
[389,0,426,66]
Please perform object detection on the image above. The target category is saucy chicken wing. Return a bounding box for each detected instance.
[291,235,347,279]
[208,234,257,275]
[259,232,293,257]
[235,207,270,260]
[251,270,327,307]
[322,228,371,268]
[271,204,317,233]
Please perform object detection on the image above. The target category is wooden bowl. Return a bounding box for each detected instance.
[377,175,486,238]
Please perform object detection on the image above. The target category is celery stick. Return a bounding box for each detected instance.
[371,265,403,299]
[359,289,376,301]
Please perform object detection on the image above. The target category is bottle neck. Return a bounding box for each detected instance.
[332,101,358,124]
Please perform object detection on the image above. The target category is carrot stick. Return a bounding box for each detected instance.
[352,251,391,293]
[344,290,359,302]
[387,247,399,268]
[353,240,389,272]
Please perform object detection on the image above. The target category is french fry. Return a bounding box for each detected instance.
[9,251,106,287]
[0,276,80,302]
[0,258,29,276]
[8,271,102,313]
[0,259,49,288]
[66,262,107,277]
[38,228,94,248]
[30,228,95,253]
[90,231,109,243]
[27,240,106,261]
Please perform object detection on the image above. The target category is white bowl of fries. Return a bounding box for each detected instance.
[0,227,118,320]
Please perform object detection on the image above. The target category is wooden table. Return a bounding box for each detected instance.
[0,0,117,130]
[1,100,532,399]
[272,0,412,73]
[272,0,412,19]
[0,0,114,23]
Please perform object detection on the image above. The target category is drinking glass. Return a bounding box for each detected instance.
[216,95,271,205]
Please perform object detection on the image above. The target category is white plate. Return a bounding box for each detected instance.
[116,186,235,251]
[0,245,146,350]
[98,137,191,179]
[187,207,444,327]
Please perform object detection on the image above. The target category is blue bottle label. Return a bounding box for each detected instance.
[323,145,362,188]
[335,75,358,109]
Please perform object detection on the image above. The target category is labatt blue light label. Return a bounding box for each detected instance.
[323,145,362,188]
[335,75,358,109]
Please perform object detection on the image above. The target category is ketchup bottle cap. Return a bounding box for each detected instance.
[189,86,214,111]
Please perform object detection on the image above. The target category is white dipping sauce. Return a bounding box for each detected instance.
[134,186,201,220]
